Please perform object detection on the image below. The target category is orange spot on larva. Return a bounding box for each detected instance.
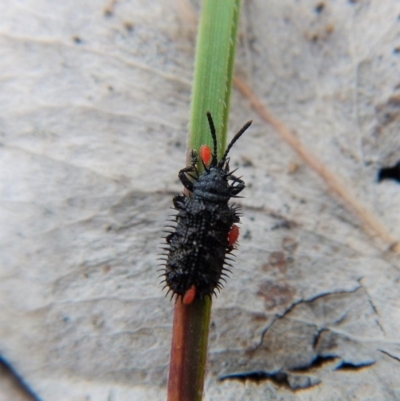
[228,225,239,246]
[199,145,212,165]
[183,284,196,305]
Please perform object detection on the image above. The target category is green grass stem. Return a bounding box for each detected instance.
[167,1,242,401]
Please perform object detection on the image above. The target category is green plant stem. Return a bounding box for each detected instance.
[167,1,242,401]
[189,0,241,159]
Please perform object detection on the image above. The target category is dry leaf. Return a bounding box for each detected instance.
[1,0,400,400]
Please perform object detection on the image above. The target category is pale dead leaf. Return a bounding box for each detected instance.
[1,1,400,400]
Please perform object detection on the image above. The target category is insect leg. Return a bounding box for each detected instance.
[178,150,198,192]
[227,174,245,196]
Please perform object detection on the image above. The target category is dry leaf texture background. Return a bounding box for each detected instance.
[1,0,400,400]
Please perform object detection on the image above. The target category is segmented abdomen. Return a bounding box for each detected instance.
[163,195,239,299]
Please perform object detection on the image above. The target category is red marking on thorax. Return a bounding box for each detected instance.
[199,145,212,166]
[228,225,239,246]
[183,284,196,305]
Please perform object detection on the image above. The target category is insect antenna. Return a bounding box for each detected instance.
[206,111,218,166]
[219,120,252,167]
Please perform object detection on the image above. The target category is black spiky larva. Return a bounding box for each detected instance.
[160,112,252,304]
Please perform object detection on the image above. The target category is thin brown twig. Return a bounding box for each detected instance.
[233,75,400,256]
